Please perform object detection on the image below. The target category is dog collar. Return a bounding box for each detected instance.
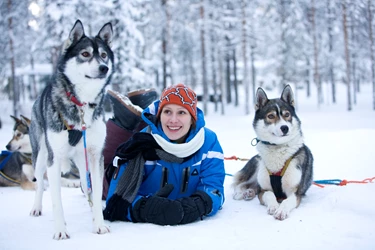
[251,138,277,146]
[66,92,86,107]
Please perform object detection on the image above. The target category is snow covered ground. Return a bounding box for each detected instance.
[0,84,374,250]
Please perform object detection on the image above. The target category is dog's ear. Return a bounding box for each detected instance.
[255,87,268,111]
[280,85,295,107]
[62,20,85,52]
[20,115,31,126]
[10,115,21,123]
[69,20,85,44]
[97,22,113,47]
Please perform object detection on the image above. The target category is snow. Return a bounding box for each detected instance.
[0,84,374,250]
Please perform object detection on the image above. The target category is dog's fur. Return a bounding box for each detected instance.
[1,115,35,189]
[29,20,114,239]
[232,85,313,220]
[1,115,80,189]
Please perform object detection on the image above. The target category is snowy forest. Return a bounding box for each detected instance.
[1,0,375,119]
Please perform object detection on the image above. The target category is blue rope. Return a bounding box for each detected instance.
[225,174,344,187]
[313,179,342,185]
[82,129,92,194]
[0,150,13,171]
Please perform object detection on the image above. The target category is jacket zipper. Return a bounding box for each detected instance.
[181,167,190,193]
[161,167,169,187]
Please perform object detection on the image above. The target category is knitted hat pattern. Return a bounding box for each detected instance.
[157,83,198,121]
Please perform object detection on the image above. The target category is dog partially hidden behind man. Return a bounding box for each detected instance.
[232,85,313,220]
[29,20,114,239]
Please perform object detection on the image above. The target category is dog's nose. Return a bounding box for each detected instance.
[5,144,11,150]
[280,125,289,135]
[99,65,109,74]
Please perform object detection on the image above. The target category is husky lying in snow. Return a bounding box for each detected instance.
[232,85,313,220]
[1,115,80,189]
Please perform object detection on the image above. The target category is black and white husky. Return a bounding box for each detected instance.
[232,85,313,220]
[29,20,114,239]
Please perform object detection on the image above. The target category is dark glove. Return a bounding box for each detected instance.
[178,191,213,224]
[131,184,184,225]
[103,194,131,222]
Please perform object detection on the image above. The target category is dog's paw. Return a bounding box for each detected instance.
[30,206,42,217]
[95,224,110,235]
[233,189,256,201]
[273,202,290,220]
[53,231,70,240]
[243,189,256,200]
[232,191,244,200]
[61,178,81,188]
[267,204,279,215]
[274,207,289,220]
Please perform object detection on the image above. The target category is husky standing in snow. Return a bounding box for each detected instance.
[29,20,114,239]
[232,85,313,220]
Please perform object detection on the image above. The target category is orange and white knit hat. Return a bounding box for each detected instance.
[157,83,198,120]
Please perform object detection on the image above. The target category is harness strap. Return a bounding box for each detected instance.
[0,171,21,185]
[267,157,293,176]
[267,155,294,200]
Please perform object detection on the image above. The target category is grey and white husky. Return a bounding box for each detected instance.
[232,85,313,220]
[29,20,114,239]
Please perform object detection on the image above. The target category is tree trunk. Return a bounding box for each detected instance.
[233,49,238,107]
[30,55,38,99]
[200,0,208,114]
[368,0,375,110]
[342,0,352,111]
[241,0,250,114]
[219,50,225,115]
[311,0,322,107]
[250,41,256,110]
[327,0,336,103]
[306,57,311,97]
[279,0,287,87]
[225,38,232,104]
[161,0,168,89]
[350,8,357,105]
[8,0,19,117]
[209,2,218,112]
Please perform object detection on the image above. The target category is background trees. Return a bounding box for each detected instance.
[1,0,374,117]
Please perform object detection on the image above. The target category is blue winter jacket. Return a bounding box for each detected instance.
[106,100,225,221]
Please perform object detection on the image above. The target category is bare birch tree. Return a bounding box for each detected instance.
[342,0,352,111]
[241,0,250,115]
[368,0,375,110]
[200,0,208,114]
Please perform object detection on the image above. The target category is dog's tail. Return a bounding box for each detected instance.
[232,155,260,188]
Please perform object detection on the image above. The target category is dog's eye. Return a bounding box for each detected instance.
[267,114,275,119]
[81,51,90,57]
[17,132,23,137]
[284,112,290,118]
[101,52,107,59]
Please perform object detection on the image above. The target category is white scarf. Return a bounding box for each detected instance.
[151,128,205,158]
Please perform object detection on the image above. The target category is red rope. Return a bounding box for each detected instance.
[313,177,375,188]
[224,155,250,161]
[225,155,375,189]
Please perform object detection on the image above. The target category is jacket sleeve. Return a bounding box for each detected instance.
[196,128,225,216]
